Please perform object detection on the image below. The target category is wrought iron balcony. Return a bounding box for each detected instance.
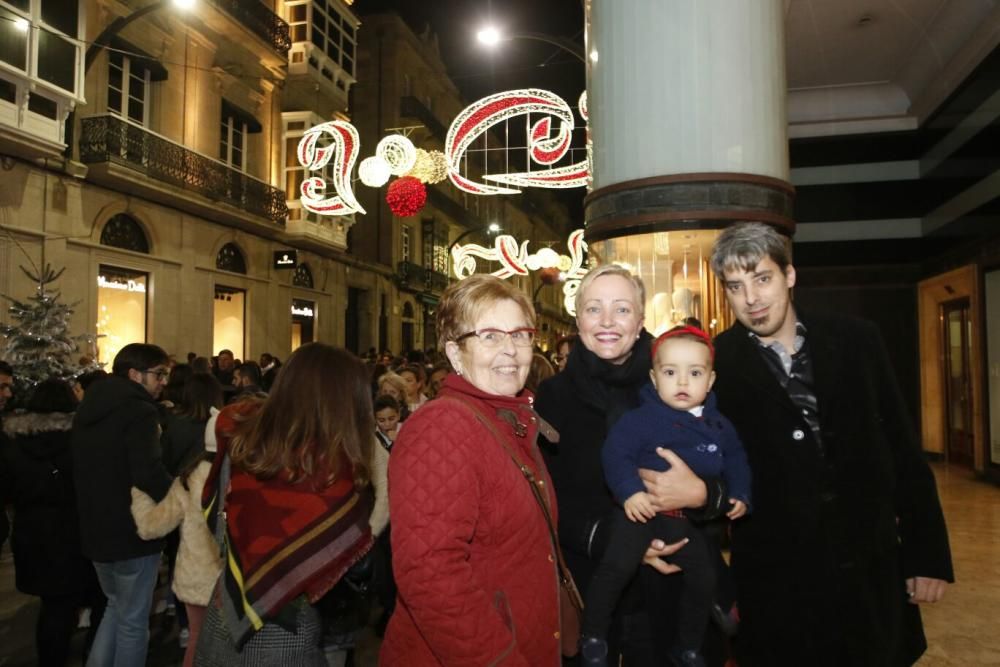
[209,0,291,56]
[400,96,447,139]
[397,261,451,293]
[80,115,287,224]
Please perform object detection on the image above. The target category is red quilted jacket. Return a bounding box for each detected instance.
[380,375,561,666]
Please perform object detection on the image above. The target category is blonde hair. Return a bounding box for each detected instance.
[574,264,646,319]
[377,372,408,400]
[436,274,536,350]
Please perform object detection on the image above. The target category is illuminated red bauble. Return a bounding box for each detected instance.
[539,267,561,285]
[386,176,427,217]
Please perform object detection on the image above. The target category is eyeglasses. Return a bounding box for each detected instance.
[142,369,170,379]
[455,328,536,348]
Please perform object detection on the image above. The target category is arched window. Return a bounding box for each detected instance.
[293,263,313,288]
[100,214,149,253]
[402,301,415,318]
[216,243,247,274]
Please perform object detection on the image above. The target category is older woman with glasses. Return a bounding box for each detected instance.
[381,274,563,666]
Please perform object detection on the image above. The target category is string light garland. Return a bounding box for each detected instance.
[359,156,391,187]
[296,88,590,220]
[376,135,417,176]
[452,229,589,315]
[406,149,449,184]
[385,176,427,217]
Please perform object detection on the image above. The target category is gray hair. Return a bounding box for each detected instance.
[709,222,791,276]
[575,263,646,319]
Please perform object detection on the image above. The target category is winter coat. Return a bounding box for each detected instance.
[380,374,561,666]
[713,312,954,666]
[130,461,220,605]
[0,411,91,597]
[603,384,751,507]
[72,375,172,562]
[128,437,390,607]
[159,413,208,477]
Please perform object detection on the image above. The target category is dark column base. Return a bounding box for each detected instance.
[584,172,795,242]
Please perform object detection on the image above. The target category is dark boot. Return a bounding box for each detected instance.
[579,636,609,667]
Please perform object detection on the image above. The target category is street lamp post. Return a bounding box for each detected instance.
[67,0,194,158]
[476,26,586,64]
[448,222,501,254]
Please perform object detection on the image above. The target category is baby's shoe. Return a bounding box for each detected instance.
[579,636,608,667]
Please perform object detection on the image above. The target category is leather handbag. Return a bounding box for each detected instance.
[442,396,584,657]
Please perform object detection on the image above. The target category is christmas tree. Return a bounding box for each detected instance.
[1,264,101,405]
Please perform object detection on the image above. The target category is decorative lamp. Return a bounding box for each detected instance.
[386,176,427,217]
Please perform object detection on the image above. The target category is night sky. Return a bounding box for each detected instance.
[355,0,585,103]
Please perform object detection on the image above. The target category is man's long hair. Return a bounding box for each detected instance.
[228,343,373,488]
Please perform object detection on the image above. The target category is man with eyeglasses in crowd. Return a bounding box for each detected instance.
[73,343,173,667]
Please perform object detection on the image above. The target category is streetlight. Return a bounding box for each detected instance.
[67,0,194,158]
[475,25,586,64]
[85,0,195,72]
[449,222,501,254]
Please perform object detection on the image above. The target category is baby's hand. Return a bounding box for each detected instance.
[727,499,747,520]
[624,492,657,523]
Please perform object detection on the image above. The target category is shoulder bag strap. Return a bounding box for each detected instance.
[442,395,583,611]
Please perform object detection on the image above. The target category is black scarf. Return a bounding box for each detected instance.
[565,330,654,430]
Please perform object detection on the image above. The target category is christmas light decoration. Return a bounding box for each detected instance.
[377,135,417,176]
[297,120,365,216]
[406,149,449,184]
[386,176,427,217]
[295,87,591,220]
[359,156,391,187]
[452,229,589,316]
[445,88,577,195]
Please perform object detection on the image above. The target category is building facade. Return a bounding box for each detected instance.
[0,0,574,367]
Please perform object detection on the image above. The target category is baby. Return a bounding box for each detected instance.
[580,326,752,667]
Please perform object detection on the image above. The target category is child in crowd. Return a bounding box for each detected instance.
[374,395,402,452]
[580,326,752,667]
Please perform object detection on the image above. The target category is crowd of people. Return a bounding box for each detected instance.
[0,222,953,667]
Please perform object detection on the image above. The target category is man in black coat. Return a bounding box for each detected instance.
[708,222,953,666]
[73,343,173,667]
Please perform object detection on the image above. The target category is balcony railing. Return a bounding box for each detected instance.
[400,96,447,139]
[397,261,450,293]
[209,0,291,56]
[80,115,287,224]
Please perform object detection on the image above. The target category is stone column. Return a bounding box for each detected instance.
[584,0,793,241]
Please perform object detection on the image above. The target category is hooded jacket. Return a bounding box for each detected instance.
[0,411,91,596]
[72,374,172,562]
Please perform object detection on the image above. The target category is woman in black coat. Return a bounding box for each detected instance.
[0,378,97,666]
[535,265,728,665]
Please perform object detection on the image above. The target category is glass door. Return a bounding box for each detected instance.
[942,298,973,467]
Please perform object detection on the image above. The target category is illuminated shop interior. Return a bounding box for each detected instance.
[588,230,734,336]
[213,286,246,359]
[291,298,315,352]
[96,266,148,363]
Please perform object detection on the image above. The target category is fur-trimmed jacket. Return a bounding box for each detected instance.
[0,411,91,597]
[129,438,390,606]
[131,461,221,605]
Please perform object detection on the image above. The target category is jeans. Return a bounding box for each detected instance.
[88,553,161,667]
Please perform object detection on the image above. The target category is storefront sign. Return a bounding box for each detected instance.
[98,275,146,293]
[273,250,297,269]
[291,305,314,317]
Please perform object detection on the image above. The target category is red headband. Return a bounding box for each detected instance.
[651,325,715,361]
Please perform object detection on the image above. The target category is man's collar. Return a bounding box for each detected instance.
[748,320,808,353]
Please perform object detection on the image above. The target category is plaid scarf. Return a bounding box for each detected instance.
[203,402,374,649]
